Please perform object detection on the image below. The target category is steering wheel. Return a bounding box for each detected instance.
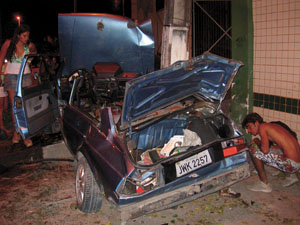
[69,69,98,107]
[68,68,90,89]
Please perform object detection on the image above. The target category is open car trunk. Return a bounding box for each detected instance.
[124,97,243,167]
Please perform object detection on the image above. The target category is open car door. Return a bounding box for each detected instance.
[13,54,60,139]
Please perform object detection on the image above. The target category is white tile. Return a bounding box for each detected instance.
[271,80,276,88]
[293,91,299,99]
[283,43,289,50]
[294,51,300,59]
[275,81,282,88]
[296,1,300,10]
[281,89,287,96]
[270,88,276,95]
[259,86,265,93]
[277,66,283,73]
[296,17,300,26]
[293,58,299,66]
[290,123,297,130]
[289,43,296,51]
[283,3,289,11]
[295,34,300,43]
[281,74,288,81]
[274,111,280,119]
[268,109,274,117]
[271,65,276,73]
[280,112,286,120]
[287,74,293,82]
[291,114,298,123]
[283,12,289,20]
[295,43,300,50]
[292,82,299,90]
[283,19,289,27]
[295,26,300,34]
[287,90,293,98]
[282,50,288,58]
[282,65,288,73]
[276,88,282,95]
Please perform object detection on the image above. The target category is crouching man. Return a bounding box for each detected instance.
[242,113,300,192]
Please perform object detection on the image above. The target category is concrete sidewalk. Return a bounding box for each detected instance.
[0,140,74,171]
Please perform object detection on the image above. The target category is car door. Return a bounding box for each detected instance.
[13,54,60,139]
[62,71,129,192]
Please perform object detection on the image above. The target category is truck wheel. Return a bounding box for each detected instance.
[75,156,103,213]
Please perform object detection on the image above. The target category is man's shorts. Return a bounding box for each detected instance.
[250,143,300,173]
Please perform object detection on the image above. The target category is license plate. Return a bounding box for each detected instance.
[175,150,212,177]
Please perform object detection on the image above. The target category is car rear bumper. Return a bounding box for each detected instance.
[120,161,250,221]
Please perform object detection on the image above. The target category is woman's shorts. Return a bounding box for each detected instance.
[4,73,32,91]
[250,143,300,173]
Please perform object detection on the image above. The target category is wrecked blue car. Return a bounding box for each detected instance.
[13,13,250,221]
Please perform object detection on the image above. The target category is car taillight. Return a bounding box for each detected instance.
[136,186,145,193]
[223,146,238,157]
[222,138,247,158]
[117,166,165,196]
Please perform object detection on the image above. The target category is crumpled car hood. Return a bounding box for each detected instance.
[58,13,155,75]
[121,52,243,129]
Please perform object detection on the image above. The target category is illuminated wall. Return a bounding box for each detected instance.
[252,0,300,138]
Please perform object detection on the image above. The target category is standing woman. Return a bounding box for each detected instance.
[0,24,36,147]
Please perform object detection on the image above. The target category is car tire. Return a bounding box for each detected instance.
[75,156,103,213]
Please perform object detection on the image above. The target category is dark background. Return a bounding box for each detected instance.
[0,0,131,47]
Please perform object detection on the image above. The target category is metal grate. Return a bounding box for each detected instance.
[192,0,231,58]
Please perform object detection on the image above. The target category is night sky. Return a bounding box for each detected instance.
[0,0,130,46]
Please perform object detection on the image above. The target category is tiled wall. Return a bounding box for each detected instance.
[252,0,300,138]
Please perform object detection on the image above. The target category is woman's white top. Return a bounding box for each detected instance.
[5,45,31,74]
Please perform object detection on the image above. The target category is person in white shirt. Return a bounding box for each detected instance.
[0,24,36,147]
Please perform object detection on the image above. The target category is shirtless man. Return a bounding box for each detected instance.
[242,113,300,192]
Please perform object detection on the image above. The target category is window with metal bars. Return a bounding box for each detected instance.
[192,0,231,58]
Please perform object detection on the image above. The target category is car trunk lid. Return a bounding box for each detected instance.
[120,52,243,130]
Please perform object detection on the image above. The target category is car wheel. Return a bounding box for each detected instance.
[75,156,103,213]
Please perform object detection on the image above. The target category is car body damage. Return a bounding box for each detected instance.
[13,13,250,222]
[120,163,249,220]
[57,13,155,104]
[58,13,155,76]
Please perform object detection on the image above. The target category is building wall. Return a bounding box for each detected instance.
[252,0,300,138]
[231,0,253,132]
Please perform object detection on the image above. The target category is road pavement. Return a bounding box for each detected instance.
[0,140,300,225]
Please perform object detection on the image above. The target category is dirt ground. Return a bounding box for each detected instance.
[0,144,300,225]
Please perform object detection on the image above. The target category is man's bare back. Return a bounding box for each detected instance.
[242,113,300,191]
[259,123,300,163]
